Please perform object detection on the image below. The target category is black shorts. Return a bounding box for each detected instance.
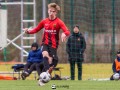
[41,44,58,67]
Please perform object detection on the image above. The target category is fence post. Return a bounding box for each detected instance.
[111,0,115,61]
[70,0,74,31]
[92,0,95,63]
[1,4,7,62]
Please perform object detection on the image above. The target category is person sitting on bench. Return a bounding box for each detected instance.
[21,42,43,80]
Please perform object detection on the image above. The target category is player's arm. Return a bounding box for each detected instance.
[59,20,70,36]
[59,20,70,42]
[27,51,31,61]
[24,20,44,34]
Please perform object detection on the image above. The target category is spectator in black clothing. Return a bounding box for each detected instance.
[21,42,43,80]
[66,25,86,80]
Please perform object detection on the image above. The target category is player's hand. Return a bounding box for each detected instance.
[23,27,33,34]
[61,33,67,42]
[23,28,29,33]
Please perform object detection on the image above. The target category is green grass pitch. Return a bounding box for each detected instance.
[0,63,119,90]
[0,80,120,90]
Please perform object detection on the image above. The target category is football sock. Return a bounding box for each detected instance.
[43,57,50,72]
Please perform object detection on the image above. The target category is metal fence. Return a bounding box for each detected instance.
[0,0,120,63]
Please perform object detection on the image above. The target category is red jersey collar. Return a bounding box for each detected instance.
[48,17,57,21]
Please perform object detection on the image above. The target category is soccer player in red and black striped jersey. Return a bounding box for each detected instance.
[24,3,70,76]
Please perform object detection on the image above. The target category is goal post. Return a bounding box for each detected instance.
[0,8,7,48]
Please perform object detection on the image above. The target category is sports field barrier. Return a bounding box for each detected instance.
[0,0,120,63]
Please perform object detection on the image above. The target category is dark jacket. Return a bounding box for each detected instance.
[27,48,43,63]
[66,32,86,62]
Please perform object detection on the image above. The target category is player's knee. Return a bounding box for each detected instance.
[42,51,49,58]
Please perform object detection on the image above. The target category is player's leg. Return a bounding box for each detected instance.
[50,58,58,67]
[42,51,51,71]
[21,62,33,80]
[24,62,33,72]
[36,62,44,76]
[70,60,75,80]
[22,63,36,80]
[77,61,82,80]
[41,44,54,72]
[48,46,58,73]
[38,45,57,85]
[27,63,36,75]
[110,74,114,80]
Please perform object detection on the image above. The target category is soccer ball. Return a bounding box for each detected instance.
[113,73,120,80]
[39,72,51,83]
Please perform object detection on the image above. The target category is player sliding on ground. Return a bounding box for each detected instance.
[23,3,70,86]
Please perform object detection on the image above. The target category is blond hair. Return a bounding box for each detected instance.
[48,3,60,11]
